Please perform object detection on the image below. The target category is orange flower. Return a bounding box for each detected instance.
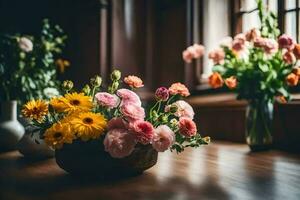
[168,82,190,97]
[224,76,237,89]
[293,44,300,59]
[209,72,224,88]
[292,67,300,76]
[124,75,144,88]
[286,73,299,86]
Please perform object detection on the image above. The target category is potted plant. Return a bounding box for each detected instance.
[21,70,210,176]
[0,19,67,153]
[205,0,300,151]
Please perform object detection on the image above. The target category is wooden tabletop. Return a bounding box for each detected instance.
[0,141,300,200]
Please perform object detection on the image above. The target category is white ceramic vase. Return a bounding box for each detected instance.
[0,101,25,151]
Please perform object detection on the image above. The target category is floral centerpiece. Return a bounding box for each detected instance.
[22,70,210,175]
[205,0,300,151]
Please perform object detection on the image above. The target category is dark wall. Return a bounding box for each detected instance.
[0,0,189,90]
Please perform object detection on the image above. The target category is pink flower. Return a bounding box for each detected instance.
[104,128,137,158]
[171,100,194,119]
[130,120,154,145]
[245,28,261,41]
[179,117,197,137]
[232,33,246,52]
[208,48,225,64]
[155,87,169,101]
[124,75,144,88]
[254,37,278,54]
[95,92,119,108]
[283,51,296,64]
[182,50,193,63]
[278,34,295,50]
[120,104,145,120]
[168,82,190,97]
[107,117,128,130]
[152,125,175,152]
[182,44,205,63]
[117,88,141,106]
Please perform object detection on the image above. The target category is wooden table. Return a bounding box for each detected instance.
[1,141,300,200]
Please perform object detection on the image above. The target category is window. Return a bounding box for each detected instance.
[279,0,300,42]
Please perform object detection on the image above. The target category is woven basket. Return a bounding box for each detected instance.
[55,139,158,177]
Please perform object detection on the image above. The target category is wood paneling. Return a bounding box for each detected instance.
[1,141,300,199]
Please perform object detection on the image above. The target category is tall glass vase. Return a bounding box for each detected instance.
[246,100,273,151]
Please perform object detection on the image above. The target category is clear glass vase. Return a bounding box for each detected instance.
[246,100,273,151]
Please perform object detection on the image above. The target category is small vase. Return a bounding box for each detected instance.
[0,101,25,151]
[55,139,158,177]
[246,100,273,151]
[17,126,54,159]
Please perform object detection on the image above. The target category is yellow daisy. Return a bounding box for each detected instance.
[22,99,48,122]
[63,92,93,113]
[71,112,107,141]
[44,123,75,149]
[49,97,70,113]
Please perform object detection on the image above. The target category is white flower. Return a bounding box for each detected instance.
[43,87,59,99]
[19,37,33,52]
[171,100,195,119]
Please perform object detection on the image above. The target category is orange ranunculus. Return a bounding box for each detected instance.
[168,82,190,97]
[208,72,224,88]
[293,44,300,59]
[292,67,300,76]
[286,73,299,86]
[124,75,144,88]
[224,76,237,89]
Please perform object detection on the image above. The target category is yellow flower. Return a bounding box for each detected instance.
[71,112,107,141]
[49,97,70,113]
[63,92,93,113]
[56,59,70,74]
[22,100,48,122]
[44,123,75,149]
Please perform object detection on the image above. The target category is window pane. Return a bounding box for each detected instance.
[241,0,258,11]
[267,0,278,14]
[285,12,297,40]
[243,11,261,32]
[286,0,296,9]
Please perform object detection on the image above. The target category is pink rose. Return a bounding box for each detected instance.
[179,117,197,137]
[283,51,296,64]
[254,37,278,54]
[232,33,246,52]
[130,120,154,145]
[171,100,195,119]
[104,128,137,158]
[152,125,175,152]
[107,117,128,130]
[245,28,261,41]
[182,44,205,63]
[278,34,295,50]
[95,92,119,108]
[117,88,141,106]
[120,104,145,120]
[182,50,193,63]
[155,87,169,101]
[124,75,144,88]
[208,48,225,64]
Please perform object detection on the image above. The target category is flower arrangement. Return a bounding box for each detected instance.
[0,19,68,103]
[21,70,210,160]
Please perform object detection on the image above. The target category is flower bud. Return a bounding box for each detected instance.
[203,136,211,144]
[82,84,91,95]
[170,118,179,127]
[62,80,74,91]
[169,105,178,114]
[111,69,121,81]
[161,115,169,123]
[90,75,102,87]
[155,87,169,101]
